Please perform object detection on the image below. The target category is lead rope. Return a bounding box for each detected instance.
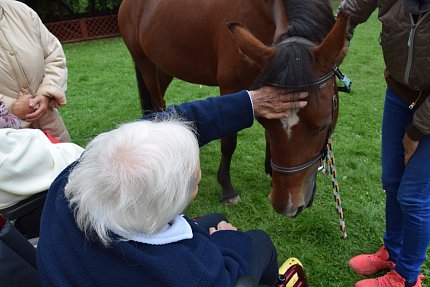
[322,138,347,239]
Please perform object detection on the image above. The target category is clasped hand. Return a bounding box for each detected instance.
[403,133,419,166]
[209,221,238,235]
[11,92,50,121]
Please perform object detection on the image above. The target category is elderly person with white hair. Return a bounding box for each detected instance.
[37,88,307,287]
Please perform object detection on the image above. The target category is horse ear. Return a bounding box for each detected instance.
[227,22,276,70]
[312,11,349,71]
[271,0,289,40]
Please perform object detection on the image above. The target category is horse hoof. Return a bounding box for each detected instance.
[220,194,241,204]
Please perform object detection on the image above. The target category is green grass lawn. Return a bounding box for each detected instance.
[60,10,429,287]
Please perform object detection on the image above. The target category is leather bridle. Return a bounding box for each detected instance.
[267,36,344,175]
[271,152,325,174]
[269,73,337,174]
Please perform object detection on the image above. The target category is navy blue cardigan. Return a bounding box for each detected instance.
[37,91,256,287]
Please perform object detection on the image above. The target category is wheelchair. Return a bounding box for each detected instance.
[0,191,47,287]
[0,213,42,287]
[236,257,308,287]
[0,191,47,239]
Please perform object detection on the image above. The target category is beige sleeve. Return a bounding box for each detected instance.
[30,8,68,107]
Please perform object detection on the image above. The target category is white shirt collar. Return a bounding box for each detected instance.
[115,215,193,245]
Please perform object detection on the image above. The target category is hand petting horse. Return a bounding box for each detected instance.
[118,0,348,217]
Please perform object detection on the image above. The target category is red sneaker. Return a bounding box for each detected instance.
[349,246,395,276]
[354,270,425,287]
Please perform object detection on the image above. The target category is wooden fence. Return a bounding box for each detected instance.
[45,14,120,43]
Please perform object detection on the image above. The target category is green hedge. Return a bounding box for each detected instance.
[21,0,121,21]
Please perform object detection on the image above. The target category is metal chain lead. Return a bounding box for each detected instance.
[322,138,347,239]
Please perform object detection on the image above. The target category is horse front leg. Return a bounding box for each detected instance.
[217,134,240,203]
[135,65,153,114]
[133,52,171,114]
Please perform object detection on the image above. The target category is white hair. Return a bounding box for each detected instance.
[64,119,200,246]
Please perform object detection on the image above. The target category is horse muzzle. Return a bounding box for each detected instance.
[268,165,319,217]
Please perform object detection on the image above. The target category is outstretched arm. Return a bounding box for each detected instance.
[144,88,307,146]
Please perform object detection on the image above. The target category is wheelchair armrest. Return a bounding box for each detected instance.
[0,191,48,221]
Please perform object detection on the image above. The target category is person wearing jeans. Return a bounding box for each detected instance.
[380,88,430,284]
[338,0,430,286]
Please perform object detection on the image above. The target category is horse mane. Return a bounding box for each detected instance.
[252,0,335,92]
[278,0,335,44]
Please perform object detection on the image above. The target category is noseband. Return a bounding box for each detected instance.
[270,81,336,175]
[269,36,339,175]
[271,153,324,174]
[270,123,333,174]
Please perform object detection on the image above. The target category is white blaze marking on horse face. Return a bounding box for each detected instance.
[280,109,299,137]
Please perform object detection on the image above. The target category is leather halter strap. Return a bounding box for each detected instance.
[270,95,336,175]
[267,70,335,90]
[268,36,342,174]
[271,153,323,174]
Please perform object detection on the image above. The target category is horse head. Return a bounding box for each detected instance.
[227,11,349,217]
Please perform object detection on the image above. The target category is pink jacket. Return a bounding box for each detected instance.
[0,100,19,129]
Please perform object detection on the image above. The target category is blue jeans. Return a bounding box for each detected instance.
[381,88,430,284]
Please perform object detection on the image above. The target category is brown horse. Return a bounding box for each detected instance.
[118,0,348,217]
